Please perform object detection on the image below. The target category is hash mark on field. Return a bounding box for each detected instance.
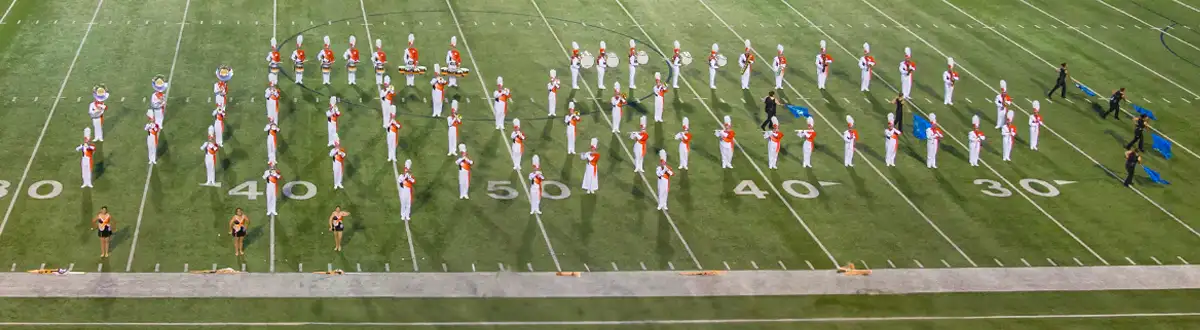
[442,263,448,272]
[777,261,787,270]
[1046,258,1057,266]
[965,98,973,103]
[584,263,592,272]
[610,262,618,271]
[1178,256,1189,264]
[805,260,814,270]
[97,264,102,272]
[859,260,870,269]
[184,263,189,272]
[9,263,14,272]
[723,261,731,270]
[941,259,951,268]
[1018,24,1025,28]
[1182,97,1191,103]
[750,261,759,269]
[914,260,924,268]
[356,263,362,272]
[639,262,646,270]
[1151,256,1162,265]
[1118,25,1125,29]
[994,258,1004,267]
[297,263,301,272]
[1021,258,1031,267]
[1125,257,1136,265]
[528,263,534,271]
[886,260,896,268]
[154,263,159,272]
[498,263,506,272]
[385,263,390,272]
[212,264,217,271]
[1162,98,1171,103]
[67,263,74,272]
[241,264,246,272]
[471,263,476,272]
[32,96,37,102]
[39,263,44,270]
[667,262,674,270]
[1073,257,1084,266]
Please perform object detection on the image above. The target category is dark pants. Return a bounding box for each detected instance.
[1103,102,1121,119]
[894,109,904,133]
[1125,130,1144,151]
[1124,164,1136,186]
[760,111,776,130]
[1047,79,1067,98]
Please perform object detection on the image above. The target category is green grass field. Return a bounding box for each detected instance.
[0,0,1198,326]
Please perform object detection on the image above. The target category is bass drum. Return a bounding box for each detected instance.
[606,52,619,67]
[680,51,693,66]
[636,51,649,65]
[580,51,595,69]
[716,54,728,67]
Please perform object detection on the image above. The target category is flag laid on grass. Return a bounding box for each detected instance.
[1152,134,1172,159]
[1075,83,1097,97]
[1142,165,1170,184]
[786,104,809,118]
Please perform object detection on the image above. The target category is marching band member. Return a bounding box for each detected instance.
[627,39,639,89]
[738,40,754,90]
[144,110,159,164]
[150,78,167,130]
[529,155,544,215]
[773,44,789,90]
[214,67,230,111]
[717,115,736,168]
[386,113,401,163]
[89,85,107,142]
[201,126,220,186]
[77,128,96,188]
[926,114,944,168]
[326,97,340,146]
[493,77,511,130]
[708,43,720,89]
[266,37,281,85]
[652,72,668,122]
[858,43,874,91]
[430,64,447,117]
[263,162,281,216]
[565,102,580,154]
[212,104,226,147]
[547,69,560,116]
[329,136,346,189]
[403,34,419,87]
[570,42,581,89]
[291,35,306,85]
[899,47,915,99]
[380,75,396,128]
[596,41,608,89]
[629,116,648,173]
[1029,101,1042,150]
[373,39,388,86]
[884,113,901,166]
[843,116,857,167]
[969,115,985,166]
[814,42,830,90]
[264,82,280,123]
[320,36,335,85]
[1001,110,1016,161]
[510,119,525,170]
[264,117,280,164]
[763,117,783,169]
[995,80,1012,128]
[674,117,691,170]
[943,57,959,105]
[456,144,473,199]
[670,41,683,88]
[398,160,415,221]
[795,117,816,168]
[445,36,461,87]
[343,36,360,84]
[447,100,462,156]
[581,138,600,194]
[610,82,626,133]
[655,150,673,211]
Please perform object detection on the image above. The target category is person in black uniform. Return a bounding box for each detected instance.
[1123,148,1141,187]
[760,91,780,131]
[1102,88,1126,119]
[229,208,249,256]
[892,93,905,133]
[1125,114,1150,152]
[1046,63,1068,99]
[329,206,350,252]
[93,206,113,258]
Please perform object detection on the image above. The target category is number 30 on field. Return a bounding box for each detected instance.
[973,178,1062,198]
[228,180,317,200]
[734,180,820,199]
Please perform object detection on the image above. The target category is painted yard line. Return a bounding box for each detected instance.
[0,0,104,241]
[531,0,701,270]
[269,215,275,272]
[126,0,189,273]
[941,0,1199,239]
[448,0,562,272]
[272,0,276,38]
[1094,0,1200,52]
[360,0,420,272]
[1018,0,1200,99]
[1174,0,1200,12]
[615,0,839,268]
[775,0,978,267]
[860,0,1113,264]
[0,0,17,24]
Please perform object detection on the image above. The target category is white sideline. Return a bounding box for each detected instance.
[269,0,277,273]
[1094,0,1200,53]
[125,0,190,273]
[1174,0,1200,12]
[359,0,421,272]
[0,0,17,24]
[938,0,1198,238]
[445,0,563,272]
[530,0,703,270]
[0,0,104,241]
[614,0,840,267]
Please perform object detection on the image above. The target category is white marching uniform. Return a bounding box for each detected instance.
[381,85,396,129]
[398,166,415,221]
[969,126,985,167]
[329,147,346,189]
[510,127,525,170]
[88,102,105,141]
[201,140,219,186]
[212,108,226,146]
[492,86,510,130]
[610,92,626,133]
[885,127,901,166]
[264,123,279,164]
[386,119,401,162]
[926,124,943,168]
[565,109,580,154]
[655,155,673,210]
[582,151,600,193]
[264,87,280,123]
[445,44,461,87]
[213,81,228,111]
[547,74,560,116]
[431,73,447,117]
[372,44,388,86]
[263,169,281,216]
[343,39,359,84]
[796,129,815,168]
[717,119,735,168]
[320,42,335,85]
[859,44,875,91]
[291,47,306,85]
[708,49,720,89]
[456,146,473,199]
[629,124,647,172]
[675,126,692,170]
[628,42,639,89]
[943,65,959,105]
[1001,112,1016,161]
[813,48,829,90]
[326,103,340,147]
[570,45,581,89]
[899,48,915,99]
[403,45,418,86]
[447,109,462,156]
[145,121,160,164]
[1029,105,1042,151]
[596,51,608,89]
[669,49,682,89]
[738,52,752,90]
[764,128,783,169]
[995,92,1011,128]
[652,79,667,122]
[843,130,857,167]
[76,140,95,188]
[528,161,544,215]
[150,92,166,129]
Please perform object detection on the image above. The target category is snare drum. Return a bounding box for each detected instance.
[269,63,280,73]
[321,63,332,73]
[375,63,386,74]
[580,51,595,69]
[294,63,305,73]
[347,62,358,72]
[605,52,619,67]
[636,51,649,65]
[681,52,693,66]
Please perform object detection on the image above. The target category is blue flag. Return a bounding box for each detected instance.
[1075,83,1097,97]
[786,104,809,118]
[1152,134,1173,159]
[1132,104,1157,120]
[912,113,930,140]
[1142,165,1170,184]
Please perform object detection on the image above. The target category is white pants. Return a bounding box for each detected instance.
[860,70,871,91]
[322,68,331,85]
[458,170,470,198]
[1002,138,1013,161]
[926,142,938,168]
[671,65,681,88]
[146,135,157,164]
[633,144,644,172]
[268,72,278,85]
[802,141,813,167]
[885,139,897,166]
[295,69,304,84]
[204,155,216,185]
[347,68,356,84]
[494,101,506,130]
[844,142,855,166]
[1030,127,1039,150]
[740,68,751,89]
[154,109,165,129]
[628,65,637,88]
[901,75,912,98]
[382,104,393,128]
[92,118,104,141]
[510,143,523,170]
[387,131,398,162]
[405,73,415,86]
[266,136,277,164]
[767,140,780,169]
[969,141,981,166]
[548,93,557,116]
[944,85,954,105]
[399,187,412,220]
[332,161,344,188]
[653,97,664,122]
[570,67,580,89]
[709,67,717,89]
[447,65,458,86]
[266,182,277,216]
[610,107,622,133]
[996,108,1006,128]
[582,164,598,192]
[215,120,225,146]
[566,127,577,154]
[656,178,669,210]
[81,157,92,187]
[448,126,458,155]
[597,67,606,88]
[327,121,337,146]
[375,71,384,85]
[529,183,541,214]
[678,144,689,169]
[720,141,733,168]
[432,91,443,116]
[216,95,226,111]
[266,101,278,123]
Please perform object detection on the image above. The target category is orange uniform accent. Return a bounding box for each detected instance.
[268,172,280,184]
[389,122,401,144]
[406,48,418,62]
[889,128,900,141]
[334,148,346,163]
[207,143,220,157]
[376,51,387,62]
[864,55,875,73]
[949,70,959,81]
[81,144,94,158]
[384,91,395,105]
[635,131,648,155]
[568,116,579,136]
[295,50,306,61]
[820,54,832,73]
[499,93,511,114]
[769,131,783,151]
[722,129,736,143]
[973,128,985,139]
[589,152,601,173]
[459,158,472,171]
[97,214,111,230]
[680,132,692,150]
[1032,114,1042,124]
[848,129,858,141]
[1007,124,1017,138]
[328,111,340,124]
[270,51,281,63]
[322,48,334,62]
[149,126,159,145]
[660,167,672,180]
[449,49,461,64]
[656,85,668,97]
[929,127,942,140]
[268,127,278,143]
[348,49,359,61]
[434,79,447,93]
[513,132,525,153]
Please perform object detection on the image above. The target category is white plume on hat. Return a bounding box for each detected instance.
[496,76,504,86]
[929,113,937,124]
[451,99,459,109]
[659,149,667,161]
[778,44,785,54]
[863,42,870,53]
[674,40,681,50]
[600,41,607,50]
[323,35,330,46]
[550,69,557,78]
[904,47,911,57]
[434,63,441,73]
[1033,100,1040,111]
[744,39,751,49]
[806,117,814,127]
[887,112,895,125]
[459,144,467,153]
[846,115,854,127]
[349,36,356,45]
[1006,110,1015,121]
[613,81,620,90]
[375,39,382,49]
[207,125,215,137]
[407,33,415,44]
[711,43,719,52]
[513,118,520,127]
[271,37,278,48]
[654,72,661,81]
[572,41,579,50]
[329,96,338,106]
[146,109,154,120]
[450,36,457,47]
[404,159,412,169]
[771,116,779,128]
[1000,80,1007,91]
[568,101,576,109]
[819,40,826,50]
[83,127,92,139]
[948,57,954,67]
[296,35,303,46]
[590,138,599,148]
[532,155,540,168]
[682,117,690,129]
[972,114,980,127]
[723,115,732,126]
[383,75,391,85]
[629,39,636,48]
[640,116,647,128]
